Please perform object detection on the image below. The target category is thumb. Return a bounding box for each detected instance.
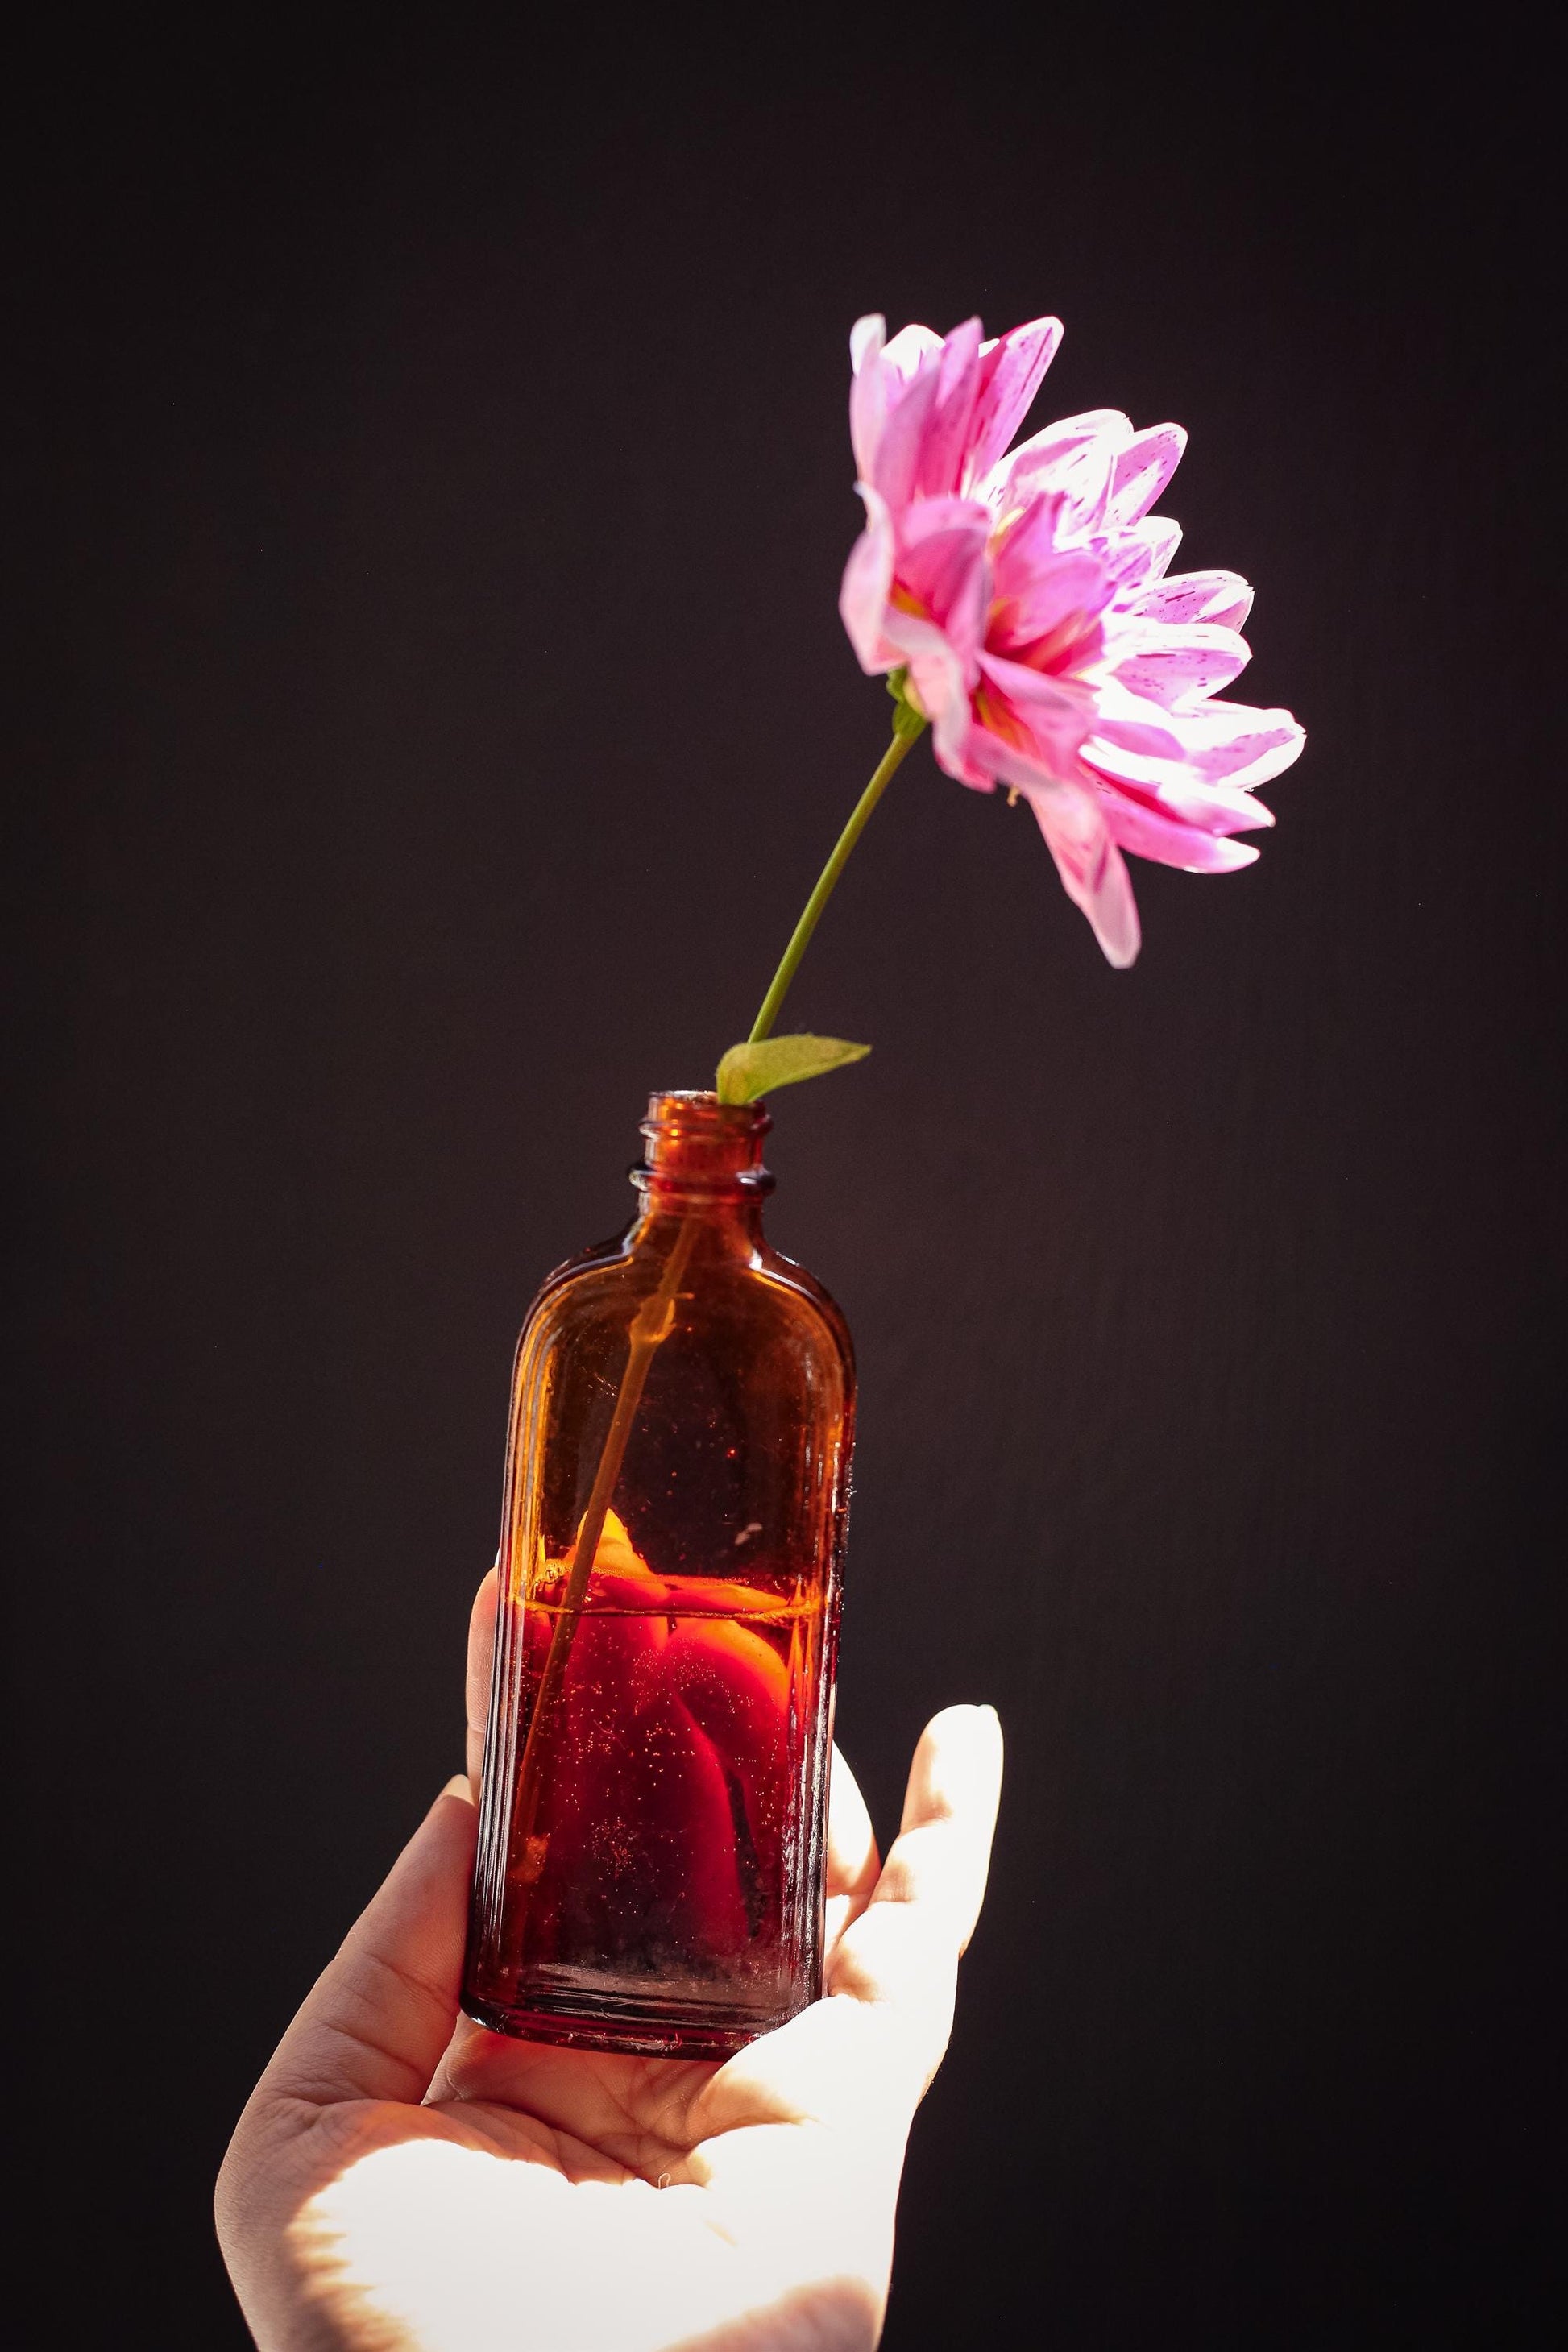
[252,1778,477,2113]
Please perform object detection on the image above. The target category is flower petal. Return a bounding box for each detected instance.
[973,649,1101,777]
[1083,752,1277,837]
[848,314,888,482]
[839,484,900,673]
[887,617,985,780]
[915,648,985,778]
[1023,782,1142,967]
[1099,787,1264,872]
[989,541,1115,674]
[993,414,1132,542]
[866,350,944,511]
[911,318,984,499]
[1133,568,1254,629]
[1081,530,1159,602]
[880,321,944,381]
[1089,695,1307,794]
[894,496,993,662]
[995,409,1129,463]
[1106,620,1253,710]
[849,313,885,373]
[1129,515,1183,585]
[925,704,1000,791]
[879,507,993,771]
[965,316,1064,485]
[1107,423,1187,525]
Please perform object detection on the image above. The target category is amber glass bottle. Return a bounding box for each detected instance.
[463,1091,856,2057]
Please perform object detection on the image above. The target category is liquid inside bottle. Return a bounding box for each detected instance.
[463,1093,854,2056]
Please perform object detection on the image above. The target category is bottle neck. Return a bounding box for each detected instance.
[629,1091,774,1245]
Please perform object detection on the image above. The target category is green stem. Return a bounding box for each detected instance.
[506,1212,700,1894]
[746,707,927,1044]
[502,700,929,1937]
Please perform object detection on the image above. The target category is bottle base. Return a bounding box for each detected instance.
[461,1985,805,2060]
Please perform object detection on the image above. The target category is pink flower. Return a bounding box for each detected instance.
[840,313,1305,965]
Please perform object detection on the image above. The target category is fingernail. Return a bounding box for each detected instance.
[440,1773,475,1806]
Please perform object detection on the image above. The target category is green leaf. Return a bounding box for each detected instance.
[715,1033,871,1105]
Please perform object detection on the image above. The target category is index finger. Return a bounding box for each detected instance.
[683,1703,1003,2152]
[828,1702,1003,2023]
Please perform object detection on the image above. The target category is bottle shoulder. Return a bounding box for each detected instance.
[749,1242,855,1374]
[516,1225,853,1376]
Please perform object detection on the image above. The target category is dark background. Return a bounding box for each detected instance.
[8,10,1563,2345]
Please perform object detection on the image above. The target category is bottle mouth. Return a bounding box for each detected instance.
[633,1090,774,1196]
[641,1089,771,1134]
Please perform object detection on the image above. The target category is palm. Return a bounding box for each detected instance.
[423,2043,723,2180]
[217,1577,1002,2352]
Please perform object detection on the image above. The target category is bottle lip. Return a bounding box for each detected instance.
[641,1089,771,1138]
[633,1089,774,1198]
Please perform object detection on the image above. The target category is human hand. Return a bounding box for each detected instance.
[216,1570,1003,2350]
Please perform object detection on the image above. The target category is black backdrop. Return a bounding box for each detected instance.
[8,13,1563,2346]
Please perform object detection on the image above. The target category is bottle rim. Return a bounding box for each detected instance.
[634,1090,774,1197]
